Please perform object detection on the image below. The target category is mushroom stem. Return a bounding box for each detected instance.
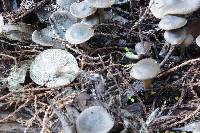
[98,9,104,23]
[142,79,152,91]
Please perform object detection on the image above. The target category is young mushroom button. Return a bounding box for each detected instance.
[30,49,79,88]
[70,1,97,18]
[158,15,187,30]
[65,23,94,44]
[130,58,161,91]
[76,106,114,133]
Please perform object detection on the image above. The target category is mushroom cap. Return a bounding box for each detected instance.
[70,1,97,18]
[86,0,115,8]
[65,23,94,44]
[130,58,160,80]
[158,15,187,30]
[76,106,114,133]
[182,34,194,47]
[49,11,77,38]
[81,15,99,27]
[135,41,151,55]
[0,15,4,32]
[164,29,187,45]
[196,34,200,47]
[56,0,75,10]
[30,49,79,88]
[149,0,200,18]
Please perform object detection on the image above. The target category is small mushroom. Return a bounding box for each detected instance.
[164,29,187,45]
[65,23,94,44]
[135,41,151,56]
[30,49,79,88]
[130,58,160,91]
[149,0,200,18]
[81,15,100,27]
[86,0,115,8]
[49,11,77,38]
[195,34,200,47]
[70,1,97,18]
[158,15,187,30]
[76,106,114,133]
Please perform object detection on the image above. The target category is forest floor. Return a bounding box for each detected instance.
[0,0,200,132]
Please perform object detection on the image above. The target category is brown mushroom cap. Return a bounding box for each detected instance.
[130,58,160,80]
[164,29,187,45]
[86,0,115,8]
[70,1,97,18]
[76,106,114,133]
[149,0,200,18]
[65,23,94,44]
[158,15,187,30]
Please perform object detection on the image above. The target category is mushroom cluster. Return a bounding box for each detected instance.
[149,0,200,49]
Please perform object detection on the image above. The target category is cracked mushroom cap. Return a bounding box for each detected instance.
[65,23,94,44]
[149,0,200,18]
[158,15,187,30]
[196,34,200,47]
[164,29,187,45]
[135,41,151,55]
[76,106,114,133]
[30,49,79,88]
[86,0,115,8]
[130,58,160,80]
[182,34,194,47]
[70,1,97,18]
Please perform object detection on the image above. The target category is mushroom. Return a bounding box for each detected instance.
[0,14,4,33]
[149,0,200,18]
[49,10,77,38]
[76,106,114,133]
[86,0,115,8]
[164,28,187,45]
[70,1,97,18]
[65,23,94,44]
[30,49,79,88]
[81,14,100,27]
[56,0,75,10]
[195,34,200,47]
[135,41,151,56]
[130,58,160,91]
[158,15,187,30]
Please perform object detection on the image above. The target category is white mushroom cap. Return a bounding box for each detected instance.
[81,15,99,27]
[158,15,187,30]
[130,58,160,80]
[196,34,200,47]
[30,49,79,88]
[56,0,75,10]
[65,23,94,44]
[70,1,97,18]
[164,29,187,45]
[49,11,77,38]
[182,34,194,47]
[135,41,151,55]
[149,0,200,18]
[0,14,4,32]
[86,0,115,8]
[76,106,114,133]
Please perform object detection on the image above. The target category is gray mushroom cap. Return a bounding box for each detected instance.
[158,15,187,30]
[30,49,79,88]
[76,106,114,133]
[70,1,97,18]
[86,0,115,8]
[49,11,77,38]
[149,0,200,18]
[196,34,200,47]
[135,41,151,55]
[130,58,160,80]
[164,29,187,45]
[65,23,94,44]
